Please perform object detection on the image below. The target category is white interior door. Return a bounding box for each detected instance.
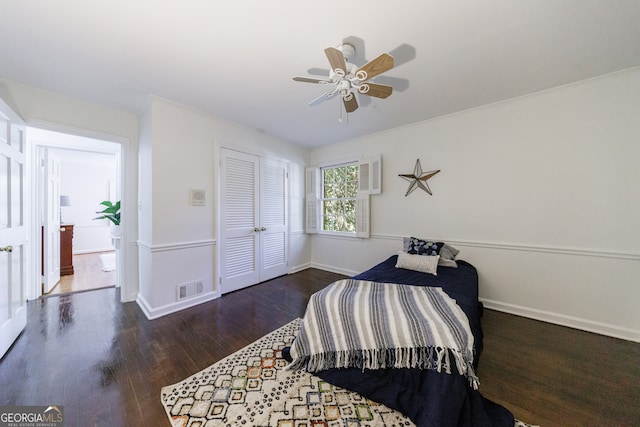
[220,149,260,293]
[43,149,61,293]
[259,157,288,281]
[0,98,27,359]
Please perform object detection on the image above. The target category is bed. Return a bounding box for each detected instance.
[285,238,515,427]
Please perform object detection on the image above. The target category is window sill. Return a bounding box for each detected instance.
[317,231,360,239]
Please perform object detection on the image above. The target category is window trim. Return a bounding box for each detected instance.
[306,155,379,239]
[319,161,359,235]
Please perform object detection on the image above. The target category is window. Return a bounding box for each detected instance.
[321,162,358,233]
[306,155,380,238]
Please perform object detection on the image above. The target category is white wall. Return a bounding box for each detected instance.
[54,149,118,253]
[310,68,640,342]
[136,96,311,319]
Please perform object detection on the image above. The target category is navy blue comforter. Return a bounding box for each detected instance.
[303,255,514,427]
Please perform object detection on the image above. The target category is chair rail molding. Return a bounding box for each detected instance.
[137,239,216,253]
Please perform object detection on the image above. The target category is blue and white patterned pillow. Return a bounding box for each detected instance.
[406,237,444,256]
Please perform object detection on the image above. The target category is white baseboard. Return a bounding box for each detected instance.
[481,298,640,343]
[73,247,115,255]
[136,291,219,320]
[309,262,359,277]
[289,262,312,274]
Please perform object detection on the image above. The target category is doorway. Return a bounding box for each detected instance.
[29,127,121,299]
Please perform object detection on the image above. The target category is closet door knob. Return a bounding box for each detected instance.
[253,227,260,232]
[260,227,267,231]
[0,246,12,253]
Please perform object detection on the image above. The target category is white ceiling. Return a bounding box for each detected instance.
[1,1,639,147]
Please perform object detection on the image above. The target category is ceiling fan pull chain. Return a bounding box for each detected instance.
[338,100,349,125]
[345,98,349,124]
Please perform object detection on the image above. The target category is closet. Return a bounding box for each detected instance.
[219,148,288,294]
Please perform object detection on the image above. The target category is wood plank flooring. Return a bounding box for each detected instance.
[46,251,116,296]
[0,268,638,426]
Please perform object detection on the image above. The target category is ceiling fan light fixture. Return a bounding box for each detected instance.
[292,39,396,114]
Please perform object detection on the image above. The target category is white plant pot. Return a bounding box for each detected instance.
[109,225,121,238]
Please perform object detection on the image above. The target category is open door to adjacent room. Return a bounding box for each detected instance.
[30,128,121,298]
[42,149,61,294]
[0,97,27,358]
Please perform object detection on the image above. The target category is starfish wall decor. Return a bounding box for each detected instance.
[398,159,440,196]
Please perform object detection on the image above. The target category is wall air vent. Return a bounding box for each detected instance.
[177,280,204,301]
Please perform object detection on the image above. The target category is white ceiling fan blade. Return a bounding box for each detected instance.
[293,76,331,84]
[309,89,338,106]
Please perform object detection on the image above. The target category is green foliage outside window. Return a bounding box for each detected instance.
[321,163,358,233]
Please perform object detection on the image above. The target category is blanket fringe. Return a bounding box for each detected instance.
[290,346,479,390]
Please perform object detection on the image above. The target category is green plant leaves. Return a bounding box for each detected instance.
[93,200,121,225]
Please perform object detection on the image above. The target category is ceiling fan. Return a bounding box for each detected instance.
[293,43,394,113]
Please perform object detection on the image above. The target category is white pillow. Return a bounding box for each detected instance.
[395,251,439,275]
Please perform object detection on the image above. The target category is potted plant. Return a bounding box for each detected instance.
[94,200,121,237]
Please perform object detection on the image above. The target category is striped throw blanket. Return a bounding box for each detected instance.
[288,279,479,389]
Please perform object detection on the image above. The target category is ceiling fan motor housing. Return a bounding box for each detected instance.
[340,43,355,61]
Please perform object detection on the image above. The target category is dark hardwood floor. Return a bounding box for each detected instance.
[0,268,638,426]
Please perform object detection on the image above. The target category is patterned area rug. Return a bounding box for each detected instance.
[161,319,537,427]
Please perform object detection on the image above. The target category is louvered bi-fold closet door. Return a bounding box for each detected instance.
[259,157,288,282]
[220,149,289,294]
[220,149,260,293]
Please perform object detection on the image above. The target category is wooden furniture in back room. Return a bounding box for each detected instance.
[60,224,74,276]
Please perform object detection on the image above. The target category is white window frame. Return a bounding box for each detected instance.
[305,155,381,239]
[320,161,359,236]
